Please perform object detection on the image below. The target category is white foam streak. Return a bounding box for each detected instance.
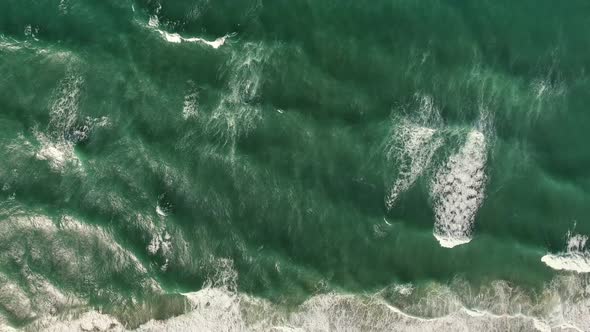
[542,234,590,273]
[148,15,159,28]
[385,95,442,209]
[431,129,487,248]
[155,204,168,217]
[386,124,441,209]
[35,134,77,171]
[541,254,590,273]
[155,29,230,49]
[184,35,229,49]
[146,13,231,49]
[182,84,199,119]
[37,311,121,332]
[141,289,244,331]
[433,234,472,249]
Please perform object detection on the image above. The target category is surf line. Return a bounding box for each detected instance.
[157,30,235,49]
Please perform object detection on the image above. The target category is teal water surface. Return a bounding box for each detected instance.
[1,0,590,330]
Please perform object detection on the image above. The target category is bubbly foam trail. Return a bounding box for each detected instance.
[542,233,590,273]
[34,72,84,171]
[34,132,80,172]
[48,73,83,135]
[431,129,488,248]
[182,83,199,119]
[385,95,443,209]
[147,15,232,49]
[157,30,230,49]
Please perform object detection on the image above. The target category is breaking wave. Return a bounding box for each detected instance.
[542,232,590,274]
[430,128,488,248]
[146,14,232,49]
[20,259,590,332]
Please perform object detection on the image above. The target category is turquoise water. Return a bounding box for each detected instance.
[1,0,590,331]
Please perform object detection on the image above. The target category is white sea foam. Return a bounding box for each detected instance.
[58,0,69,14]
[0,34,50,53]
[129,212,181,273]
[531,69,565,101]
[24,258,590,332]
[58,215,152,276]
[35,133,77,171]
[147,231,172,256]
[393,283,414,296]
[148,15,159,28]
[182,83,199,119]
[0,214,161,325]
[34,72,84,171]
[153,27,231,49]
[203,42,267,167]
[48,73,83,134]
[431,129,488,248]
[139,288,246,331]
[542,253,590,274]
[31,275,590,332]
[86,115,111,129]
[183,35,230,49]
[36,310,122,332]
[385,95,442,209]
[0,37,22,51]
[542,233,590,273]
[34,72,110,172]
[155,204,168,217]
[25,273,79,314]
[385,123,438,208]
[0,279,35,321]
[146,8,231,49]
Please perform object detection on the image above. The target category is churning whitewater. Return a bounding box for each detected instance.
[430,128,488,248]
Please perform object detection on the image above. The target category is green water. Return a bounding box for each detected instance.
[1,0,590,330]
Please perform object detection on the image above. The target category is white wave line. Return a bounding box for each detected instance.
[542,233,590,273]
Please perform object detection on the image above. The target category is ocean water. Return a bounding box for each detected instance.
[1,0,590,331]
